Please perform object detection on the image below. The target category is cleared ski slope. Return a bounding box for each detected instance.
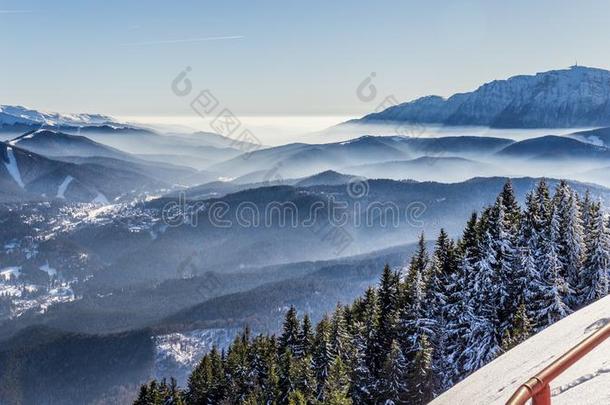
[432,295,610,404]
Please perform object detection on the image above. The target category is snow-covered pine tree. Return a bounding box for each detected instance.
[580,190,593,236]
[519,243,541,314]
[209,346,227,402]
[312,315,333,400]
[329,304,352,363]
[533,179,552,227]
[518,191,546,323]
[374,264,400,371]
[407,334,435,405]
[279,348,298,402]
[425,229,457,391]
[280,306,301,357]
[531,180,553,273]
[554,181,585,305]
[297,314,314,357]
[186,351,214,404]
[445,213,478,382]
[579,201,610,305]
[401,233,433,359]
[249,335,279,404]
[500,179,522,233]
[349,322,377,404]
[287,390,307,405]
[405,233,430,289]
[293,354,317,402]
[379,339,409,404]
[321,357,352,405]
[462,230,502,373]
[490,195,519,334]
[225,330,253,402]
[534,205,572,327]
[501,300,532,351]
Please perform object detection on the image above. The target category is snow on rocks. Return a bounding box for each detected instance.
[0,266,21,281]
[432,295,610,405]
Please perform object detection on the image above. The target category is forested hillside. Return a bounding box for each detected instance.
[133,179,610,404]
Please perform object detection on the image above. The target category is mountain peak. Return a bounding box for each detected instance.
[353,66,610,129]
[0,105,120,131]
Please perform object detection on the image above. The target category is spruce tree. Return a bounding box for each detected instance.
[462,230,502,373]
[330,305,351,362]
[298,314,315,357]
[279,347,297,403]
[186,353,213,403]
[500,179,522,232]
[426,229,456,391]
[374,264,400,371]
[579,202,610,305]
[554,182,585,303]
[225,331,252,402]
[490,196,519,334]
[321,357,352,405]
[287,390,307,405]
[501,300,532,351]
[445,213,478,382]
[350,322,376,404]
[313,315,333,399]
[209,346,226,402]
[407,334,435,405]
[401,235,433,358]
[280,306,301,357]
[294,354,317,402]
[378,340,409,404]
[534,206,572,327]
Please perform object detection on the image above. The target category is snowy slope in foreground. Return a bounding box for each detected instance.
[433,295,610,405]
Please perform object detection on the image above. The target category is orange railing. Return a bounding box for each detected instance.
[506,321,610,405]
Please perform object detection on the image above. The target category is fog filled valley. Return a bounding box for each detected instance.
[3,65,610,404]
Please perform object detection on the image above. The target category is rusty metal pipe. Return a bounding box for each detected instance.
[506,321,610,405]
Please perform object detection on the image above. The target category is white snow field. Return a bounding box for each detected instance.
[56,175,74,198]
[4,146,25,188]
[433,295,610,405]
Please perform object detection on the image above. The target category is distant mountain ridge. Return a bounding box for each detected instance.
[0,105,123,135]
[9,129,134,160]
[352,66,610,128]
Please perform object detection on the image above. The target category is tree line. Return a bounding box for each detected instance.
[134,179,610,404]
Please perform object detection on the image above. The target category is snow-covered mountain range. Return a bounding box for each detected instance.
[352,66,610,128]
[0,105,119,129]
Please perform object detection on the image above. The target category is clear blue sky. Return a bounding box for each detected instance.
[2,0,610,117]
